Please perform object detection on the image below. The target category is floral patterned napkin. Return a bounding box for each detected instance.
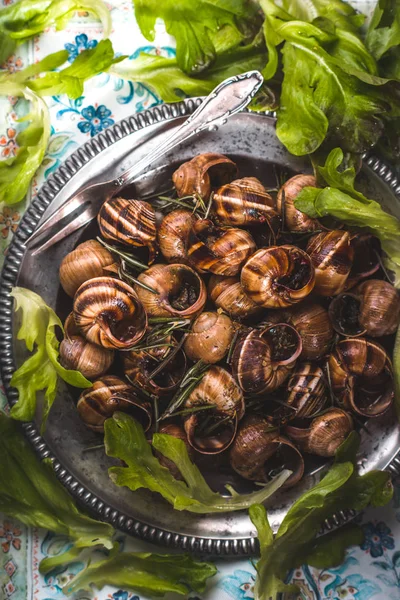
[1,1,400,598]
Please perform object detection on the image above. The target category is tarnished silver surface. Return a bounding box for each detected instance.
[1,98,400,556]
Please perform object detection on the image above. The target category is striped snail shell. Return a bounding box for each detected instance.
[59,333,114,380]
[157,209,194,264]
[183,311,235,363]
[286,363,328,419]
[172,153,238,200]
[306,230,354,296]
[134,263,207,318]
[98,197,157,264]
[59,239,115,297]
[184,366,245,455]
[213,177,280,235]
[286,408,353,457]
[73,276,147,350]
[187,219,256,276]
[328,338,394,417]
[277,174,321,232]
[77,375,152,432]
[208,275,263,319]
[241,246,315,308]
[230,414,304,487]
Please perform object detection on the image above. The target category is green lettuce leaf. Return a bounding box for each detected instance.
[304,524,364,569]
[10,287,91,430]
[133,0,258,74]
[259,0,387,155]
[0,0,111,42]
[110,39,268,103]
[249,432,393,600]
[104,412,290,513]
[63,551,217,597]
[366,0,400,62]
[0,41,119,205]
[0,414,114,552]
[295,149,400,285]
[282,0,365,32]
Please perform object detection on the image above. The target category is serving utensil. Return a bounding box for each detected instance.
[26,70,263,255]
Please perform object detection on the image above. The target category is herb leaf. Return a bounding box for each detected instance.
[249,432,393,600]
[9,287,91,430]
[104,413,290,513]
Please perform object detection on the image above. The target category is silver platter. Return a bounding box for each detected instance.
[1,98,400,556]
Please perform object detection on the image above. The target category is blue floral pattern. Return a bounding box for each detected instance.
[64,33,97,62]
[77,104,115,136]
[362,522,395,557]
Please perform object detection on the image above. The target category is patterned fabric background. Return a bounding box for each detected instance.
[2,0,400,599]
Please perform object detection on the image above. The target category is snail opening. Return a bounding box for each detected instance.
[329,294,364,337]
[262,324,302,363]
[349,235,381,283]
[278,254,311,290]
[191,409,236,453]
[168,270,201,311]
[354,372,394,416]
[111,318,143,343]
[261,442,302,484]
[148,352,185,390]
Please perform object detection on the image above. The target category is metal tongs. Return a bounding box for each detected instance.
[26,70,264,255]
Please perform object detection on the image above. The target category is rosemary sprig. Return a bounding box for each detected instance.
[204,192,214,219]
[179,360,209,388]
[198,415,232,437]
[226,329,240,365]
[149,317,192,324]
[96,236,148,271]
[159,360,210,421]
[119,262,159,295]
[82,443,105,453]
[167,404,215,419]
[157,196,194,210]
[147,333,188,380]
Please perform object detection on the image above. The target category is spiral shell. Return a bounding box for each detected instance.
[98,197,157,263]
[286,363,328,419]
[286,408,353,457]
[59,239,115,297]
[59,334,114,380]
[158,209,194,264]
[213,177,280,235]
[172,153,238,200]
[184,366,245,454]
[208,275,263,319]
[328,338,393,417]
[73,276,147,349]
[231,325,302,395]
[134,263,207,318]
[307,230,354,296]
[277,174,320,232]
[183,311,234,363]
[187,219,256,276]
[230,414,304,487]
[241,246,315,308]
[77,375,152,432]
[123,347,186,396]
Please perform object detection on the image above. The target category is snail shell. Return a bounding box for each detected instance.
[134,263,207,318]
[307,230,354,296]
[241,245,315,308]
[98,197,157,263]
[270,302,334,360]
[158,209,195,264]
[276,174,320,232]
[123,347,186,396]
[286,408,354,457]
[213,177,280,234]
[59,334,114,380]
[328,338,394,417]
[208,275,263,319]
[73,276,147,349]
[184,366,245,454]
[77,375,152,432]
[345,234,380,290]
[230,414,304,487]
[155,424,194,480]
[187,219,256,276]
[329,280,400,338]
[286,363,328,419]
[59,239,114,297]
[183,311,235,363]
[231,325,302,395]
[172,153,238,200]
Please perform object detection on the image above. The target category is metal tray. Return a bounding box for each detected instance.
[1,98,400,556]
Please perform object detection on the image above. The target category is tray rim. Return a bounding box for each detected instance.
[1,97,400,557]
